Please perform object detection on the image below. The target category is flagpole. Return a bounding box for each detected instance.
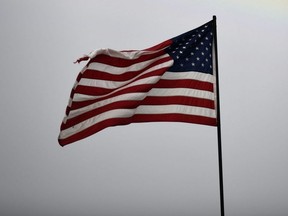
[213,15,225,216]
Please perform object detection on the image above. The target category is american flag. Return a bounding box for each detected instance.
[59,20,217,146]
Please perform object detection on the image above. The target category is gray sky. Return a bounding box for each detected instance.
[1,0,288,215]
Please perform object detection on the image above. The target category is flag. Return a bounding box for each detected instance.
[59,20,217,146]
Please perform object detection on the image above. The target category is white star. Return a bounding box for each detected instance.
[196,57,200,61]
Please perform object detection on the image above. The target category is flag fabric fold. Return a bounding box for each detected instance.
[59,20,217,146]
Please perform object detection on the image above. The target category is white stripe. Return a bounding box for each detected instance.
[79,59,173,89]
[87,48,169,60]
[163,70,215,83]
[87,53,170,75]
[149,88,214,99]
[60,109,133,139]
[73,75,162,102]
[66,92,147,120]
[60,105,216,139]
[135,105,216,117]
[73,71,213,102]
[79,68,214,89]
[67,87,215,120]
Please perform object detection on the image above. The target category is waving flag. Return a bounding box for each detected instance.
[59,20,217,146]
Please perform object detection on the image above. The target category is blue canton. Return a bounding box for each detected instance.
[166,21,213,74]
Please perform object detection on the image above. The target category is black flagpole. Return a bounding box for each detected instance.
[213,15,225,216]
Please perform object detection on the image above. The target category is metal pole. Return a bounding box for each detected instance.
[213,15,225,216]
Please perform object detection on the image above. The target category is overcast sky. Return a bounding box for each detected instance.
[1,0,288,216]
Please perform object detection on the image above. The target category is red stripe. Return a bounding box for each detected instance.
[155,79,214,92]
[61,100,140,130]
[82,56,171,82]
[75,67,170,97]
[143,96,215,108]
[78,73,213,98]
[69,84,156,111]
[69,77,214,112]
[61,96,215,130]
[144,39,172,51]
[88,50,167,67]
[59,113,216,146]
[132,114,217,126]
[59,118,133,146]
[76,68,86,82]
